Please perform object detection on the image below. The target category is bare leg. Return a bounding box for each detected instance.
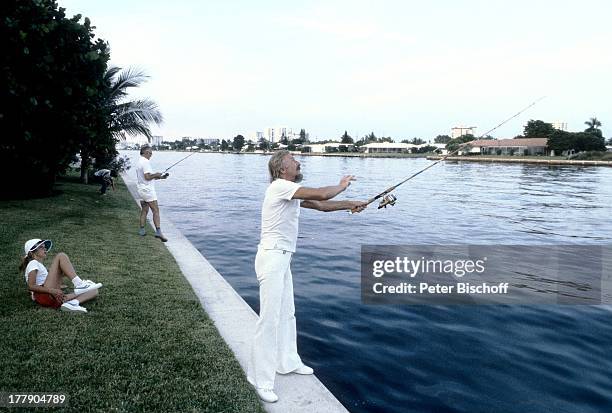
[64,289,98,304]
[140,201,150,228]
[149,200,161,228]
[43,253,77,289]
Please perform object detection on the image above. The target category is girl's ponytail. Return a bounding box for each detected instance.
[19,253,34,273]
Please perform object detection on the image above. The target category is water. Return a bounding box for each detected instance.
[122,151,612,413]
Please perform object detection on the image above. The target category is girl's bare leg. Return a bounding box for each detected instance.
[43,253,77,289]
[64,289,98,304]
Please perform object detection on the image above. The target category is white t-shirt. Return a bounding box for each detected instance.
[94,169,111,178]
[24,259,48,286]
[259,178,301,252]
[136,156,154,188]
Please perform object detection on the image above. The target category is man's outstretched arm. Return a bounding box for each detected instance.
[301,200,367,213]
[292,175,355,201]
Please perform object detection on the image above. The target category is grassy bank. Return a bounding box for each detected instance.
[0,174,264,413]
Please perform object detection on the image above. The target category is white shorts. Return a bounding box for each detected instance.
[137,185,157,203]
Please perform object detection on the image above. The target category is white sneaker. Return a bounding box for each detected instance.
[293,364,314,375]
[60,302,87,313]
[255,387,278,403]
[74,280,103,296]
[247,376,279,403]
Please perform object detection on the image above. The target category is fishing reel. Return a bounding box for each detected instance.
[378,194,397,209]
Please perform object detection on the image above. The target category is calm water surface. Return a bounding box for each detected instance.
[124,151,612,413]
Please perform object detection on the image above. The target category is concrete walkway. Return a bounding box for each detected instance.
[122,173,349,413]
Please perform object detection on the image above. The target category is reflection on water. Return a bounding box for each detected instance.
[122,151,612,413]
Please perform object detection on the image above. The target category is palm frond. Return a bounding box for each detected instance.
[104,66,122,83]
[113,100,163,125]
[108,67,150,100]
[104,67,162,142]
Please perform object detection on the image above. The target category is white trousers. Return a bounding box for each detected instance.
[249,248,303,389]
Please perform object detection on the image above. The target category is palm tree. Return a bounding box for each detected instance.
[80,67,163,182]
[105,66,163,141]
[584,117,602,131]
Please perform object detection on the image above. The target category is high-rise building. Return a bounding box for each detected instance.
[451,126,477,139]
[265,126,295,143]
[151,135,163,146]
[265,127,276,143]
[552,122,567,131]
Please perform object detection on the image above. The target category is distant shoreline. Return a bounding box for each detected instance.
[427,155,612,167]
[148,150,433,159]
[130,150,612,165]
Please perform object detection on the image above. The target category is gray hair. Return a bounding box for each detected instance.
[268,150,290,182]
[140,144,152,155]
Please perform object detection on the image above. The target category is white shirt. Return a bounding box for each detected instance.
[94,169,111,178]
[24,260,48,286]
[259,179,301,252]
[136,156,154,188]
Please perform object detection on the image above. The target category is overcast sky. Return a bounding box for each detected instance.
[59,0,611,141]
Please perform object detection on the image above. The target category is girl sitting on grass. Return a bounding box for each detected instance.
[20,239,103,313]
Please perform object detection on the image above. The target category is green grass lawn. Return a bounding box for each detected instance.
[0,174,264,413]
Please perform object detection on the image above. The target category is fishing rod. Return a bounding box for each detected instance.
[162,151,197,174]
[365,96,546,210]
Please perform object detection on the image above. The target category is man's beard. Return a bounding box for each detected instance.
[295,173,303,183]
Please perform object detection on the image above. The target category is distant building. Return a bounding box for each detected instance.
[451,126,477,139]
[265,127,276,143]
[265,126,295,143]
[151,135,163,146]
[303,144,328,153]
[199,138,220,145]
[469,138,549,156]
[432,143,448,155]
[552,122,568,131]
[362,142,414,153]
[303,142,355,153]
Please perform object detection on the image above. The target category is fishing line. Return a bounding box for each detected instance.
[364,96,547,209]
[357,93,612,241]
[163,151,197,174]
[481,213,612,241]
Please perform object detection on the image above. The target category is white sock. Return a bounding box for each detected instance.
[66,299,79,306]
[72,276,83,287]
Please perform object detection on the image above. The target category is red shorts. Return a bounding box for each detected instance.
[33,293,62,309]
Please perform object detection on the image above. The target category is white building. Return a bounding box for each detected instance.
[264,128,275,143]
[451,126,477,139]
[362,142,415,153]
[303,144,328,153]
[265,126,295,143]
[151,135,163,146]
[552,122,568,131]
[432,143,448,155]
[303,142,354,153]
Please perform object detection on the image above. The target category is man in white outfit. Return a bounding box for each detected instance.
[136,145,169,242]
[248,150,366,403]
